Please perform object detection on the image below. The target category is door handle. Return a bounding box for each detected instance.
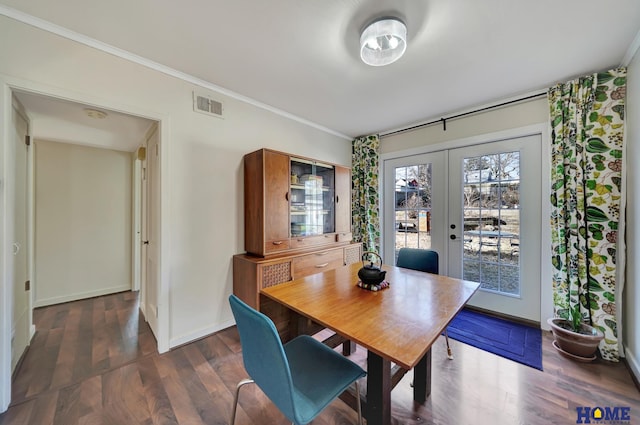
[143,241,150,245]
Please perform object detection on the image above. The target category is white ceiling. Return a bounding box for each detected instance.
[15,91,154,152]
[5,0,640,144]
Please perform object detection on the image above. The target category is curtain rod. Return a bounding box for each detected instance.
[380,91,547,137]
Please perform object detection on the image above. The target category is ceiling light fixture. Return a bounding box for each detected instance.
[360,18,407,66]
[84,108,108,119]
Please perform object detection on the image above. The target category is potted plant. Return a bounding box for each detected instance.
[548,304,604,361]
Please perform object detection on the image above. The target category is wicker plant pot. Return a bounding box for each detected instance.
[547,318,604,361]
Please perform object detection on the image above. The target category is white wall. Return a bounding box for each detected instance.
[0,13,350,360]
[624,46,640,379]
[33,140,132,306]
[380,98,549,154]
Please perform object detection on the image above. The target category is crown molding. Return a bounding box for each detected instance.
[0,5,352,141]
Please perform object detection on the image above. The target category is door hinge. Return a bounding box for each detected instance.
[25,280,30,291]
[25,135,31,146]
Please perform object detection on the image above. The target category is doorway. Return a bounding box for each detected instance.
[0,81,167,412]
[383,132,544,322]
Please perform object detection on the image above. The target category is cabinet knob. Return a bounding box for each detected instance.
[336,195,339,203]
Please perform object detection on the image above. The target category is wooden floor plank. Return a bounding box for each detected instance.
[138,354,179,425]
[26,390,59,425]
[52,382,81,425]
[0,399,35,425]
[1,290,639,425]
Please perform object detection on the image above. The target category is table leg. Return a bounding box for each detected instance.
[288,311,303,340]
[367,351,391,425]
[342,339,356,356]
[413,348,432,402]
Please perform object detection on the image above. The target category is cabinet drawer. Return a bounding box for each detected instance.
[292,249,344,279]
[290,234,334,250]
[336,232,352,243]
[264,239,290,254]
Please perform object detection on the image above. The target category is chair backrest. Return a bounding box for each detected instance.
[396,248,439,274]
[228,295,296,419]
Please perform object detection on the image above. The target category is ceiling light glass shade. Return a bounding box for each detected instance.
[360,18,407,66]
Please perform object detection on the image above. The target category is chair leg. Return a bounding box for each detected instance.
[355,380,363,425]
[230,379,255,425]
[444,329,453,360]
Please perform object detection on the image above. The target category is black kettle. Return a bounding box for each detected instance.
[358,251,387,286]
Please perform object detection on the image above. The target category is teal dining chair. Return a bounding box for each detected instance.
[228,295,366,425]
[396,248,454,360]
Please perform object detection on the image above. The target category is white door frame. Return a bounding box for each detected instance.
[0,75,172,412]
[380,123,552,327]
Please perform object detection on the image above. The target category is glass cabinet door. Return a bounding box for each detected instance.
[289,158,335,237]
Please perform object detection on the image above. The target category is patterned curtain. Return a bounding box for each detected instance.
[548,67,626,361]
[352,135,380,254]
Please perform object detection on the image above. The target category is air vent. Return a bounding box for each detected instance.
[193,91,223,118]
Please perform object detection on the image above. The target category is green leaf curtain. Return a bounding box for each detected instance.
[352,135,380,254]
[548,67,626,361]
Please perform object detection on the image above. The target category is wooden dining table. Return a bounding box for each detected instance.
[260,261,480,425]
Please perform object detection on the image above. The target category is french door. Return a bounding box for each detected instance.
[383,134,542,321]
[382,152,446,270]
[448,135,542,321]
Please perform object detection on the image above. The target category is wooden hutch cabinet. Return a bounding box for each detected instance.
[233,148,362,339]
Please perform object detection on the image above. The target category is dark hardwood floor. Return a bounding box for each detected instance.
[1,291,639,424]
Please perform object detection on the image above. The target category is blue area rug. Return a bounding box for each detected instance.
[446,309,543,370]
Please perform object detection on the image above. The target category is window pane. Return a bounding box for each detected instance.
[462,151,520,296]
[394,163,432,262]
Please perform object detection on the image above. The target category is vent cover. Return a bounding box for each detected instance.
[193,91,223,118]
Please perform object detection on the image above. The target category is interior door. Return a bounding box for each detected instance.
[382,152,446,268]
[447,135,542,321]
[139,146,148,318]
[11,106,30,372]
[144,126,160,338]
